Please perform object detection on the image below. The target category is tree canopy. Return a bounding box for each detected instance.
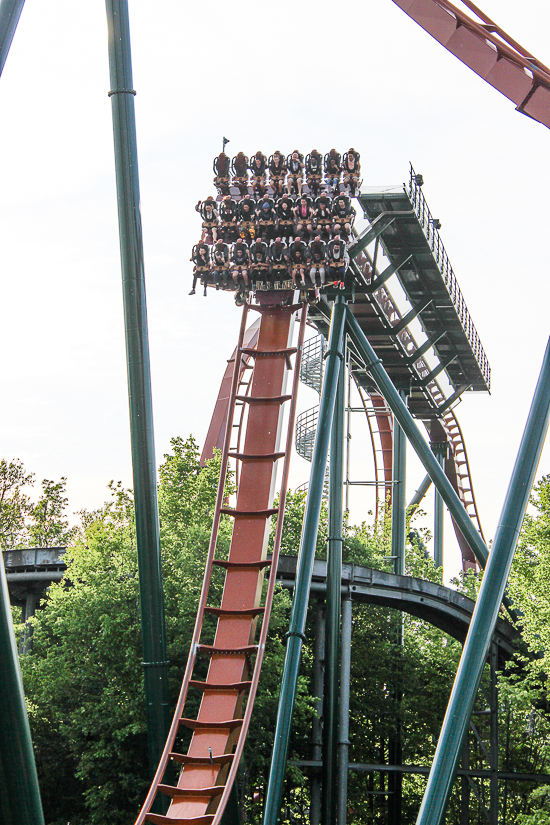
[6,448,550,824]
[0,459,75,549]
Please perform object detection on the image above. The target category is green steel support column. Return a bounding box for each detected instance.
[391,397,407,576]
[0,0,26,76]
[416,338,550,825]
[337,595,352,825]
[0,7,44,821]
[389,401,405,825]
[322,362,345,825]
[345,309,489,569]
[310,603,325,825]
[489,643,499,825]
[0,555,45,825]
[263,296,346,825]
[105,0,170,779]
[431,443,447,571]
[408,473,432,513]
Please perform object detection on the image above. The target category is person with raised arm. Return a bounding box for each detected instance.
[195,195,219,242]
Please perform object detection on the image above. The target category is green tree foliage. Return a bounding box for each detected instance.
[27,477,76,547]
[508,476,550,674]
[0,458,34,548]
[15,454,550,824]
[0,459,74,549]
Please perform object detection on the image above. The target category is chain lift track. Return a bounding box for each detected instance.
[135,300,307,825]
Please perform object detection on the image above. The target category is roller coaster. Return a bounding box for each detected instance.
[132,148,496,824]
[2,2,550,825]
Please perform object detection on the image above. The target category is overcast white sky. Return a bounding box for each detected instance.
[0,1,549,578]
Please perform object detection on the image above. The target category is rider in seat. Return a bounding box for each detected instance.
[213,152,231,196]
[231,238,250,293]
[327,234,349,289]
[231,152,250,198]
[276,194,295,242]
[249,151,268,198]
[210,239,230,290]
[238,195,257,243]
[269,151,287,199]
[195,195,219,242]
[219,195,238,242]
[256,193,276,241]
[324,149,342,195]
[249,237,270,288]
[293,195,314,241]
[269,237,289,287]
[286,150,304,197]
[308,236,327,287]
[190,241,211,296]
[287,237,309,288]
[342,148,361,196]
[332,194,356,239]
[314,193,333,240]
[305,150,323,198]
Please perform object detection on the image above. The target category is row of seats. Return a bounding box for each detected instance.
[190,237,350,299]
[195,193,356,244]
[213,149,361,199]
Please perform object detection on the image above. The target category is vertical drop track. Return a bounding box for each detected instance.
[135,297,307,825]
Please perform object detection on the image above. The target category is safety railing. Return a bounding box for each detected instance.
[407,164,491,390]
[296,405,320,462]
[295,404,330,498]
[300,335,325,395]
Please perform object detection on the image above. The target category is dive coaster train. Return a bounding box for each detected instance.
[190,148,359,303]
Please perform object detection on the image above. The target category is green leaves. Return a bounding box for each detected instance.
[0,459,75,549]
[13,449,550,824]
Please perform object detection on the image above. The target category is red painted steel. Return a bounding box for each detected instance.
[135,300,307,825]
[355,384,393,520]
[441,408,485,570]
[392,0,550,129]
[200,320,261,466]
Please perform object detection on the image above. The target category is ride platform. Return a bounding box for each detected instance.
[309,166,490,419]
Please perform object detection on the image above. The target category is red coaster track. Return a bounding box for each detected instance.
[393,0,550,129]
[135,298,306,825]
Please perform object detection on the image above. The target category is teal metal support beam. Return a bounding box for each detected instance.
[436,385,470,415]
[416,338,550,825]
[389,392,406,824]
[349,209,417,258]
[421,354,458,387]
[0,556,45,825]
[337,595,352,825]
[322,363,345,825]
[348,217,396,257]
[391,298,433,337]
[405,333,446,366]
[0,0,25,76]
[391,395,407,576]
[105,0,170,779]
[345,308,489,568]
[364,255,413,294]
[408,473,432,512]
[431,444,447,570]
[263,296,347,825]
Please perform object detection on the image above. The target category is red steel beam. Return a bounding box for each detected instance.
[135,300,304,825]
[392,0,550,129]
